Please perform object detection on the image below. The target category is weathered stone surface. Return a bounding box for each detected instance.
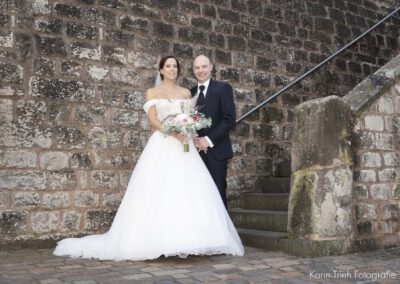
[34,18,62,33]
[75,105,106,125]
[62,211,81,231]
[356,203,377,221]
[76,191,99,207]
[30,77,95,101]
[49,171,77,190]
[0,63,23,83]
[0,211,28,235]
[291,96,354,171]
[122,90,145,109]
[122,130,147,150]
[85,209,116,230]
[93,151,132,169]
[103,45,126,65]
[70,152,92,169]
[0,99,12,122]
[370,184,392,200]
[87,65,109,81]
[34,35,67,56]
[89,127,121,148]
[67,22,98,40]
[61,60,82,78]
[0,190,11,208]
[42,192,70,209]
[14,192,40,207]
[360,152,381,167]
[48,101,72,125]
[111,109,139,128]
[127,52,157,68]
[16,100,46,127]
[31,212,59,233]
[3,150,37,168]
[91,170,119,189]
[33,57,55,76]
[0,31,13,47]
[54,126,86,149]
[103,192,123,207]
[71,42,101,60]
[39,152,69,170]
[0,171,46,190]
[32,0,50,15]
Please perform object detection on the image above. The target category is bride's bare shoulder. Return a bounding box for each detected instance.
[179,86,191,99]
[146,87,160,101]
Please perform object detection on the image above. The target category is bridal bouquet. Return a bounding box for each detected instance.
[161,99,211,152]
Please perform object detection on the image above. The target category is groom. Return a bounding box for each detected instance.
[191,55,236,208]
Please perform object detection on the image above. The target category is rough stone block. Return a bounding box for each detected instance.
[53,126,86,149]
[93,151,132,169]
[383,152,399,166]
[378,168,397,182]
[243,69,270,86]
[31,212,59,233]
[99,0,125,9]
[164,10,188,25]
[32,0,50,14]
[14,192,40,207]
[67,22,98,40]
[104,29,134,46]
[42,192,70,209]
[173,43,194,59]
[122,90,145,109]
[71,42,101,60]
[0,171,46,190]
[128,51,158,69]
[119,171,131,188]
[0,210,28,235]
[103,46,126,65]
[136,37,170,53]
[111,67,147,86]
[79,171,89,190]
[61,60,82,78]
[75,105,106,125]
[153,21,174,37]
[0,99,12,122]
[103,192,123,207]
[62,211,81,231]
[35,35,67,56]
[120,16,148,32]
[55,4,81,18]
[16,100,46,127]
[76,191,99,207]
[360,152,381,167]
[85,209,116,230]
[370,184,392,200]
[30,77,95,101]
[39,152,69,170]
[122,130,147,150]
[86,8,116,26]
[377,97,394,114]
[355,203,377,221]
[364,115,384,131]
[178,27,206,44]
[383,204,399,220]
[33,57,55,76]
[4,150,37,168]
[98,84,120,106]
[70,153,92,169]
[48,101,72,125]
[89,127,121,148]
[0,63,23,83]
[228,36,246,51]
[34,18,62,33]
[355,170,376,183]
[374,133,394,150]
[0,31,13,47]
[91,170,119,189]
[49,171,77,190]
[87,65,109,81]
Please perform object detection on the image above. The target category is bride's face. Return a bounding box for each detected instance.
[161,58,178,81]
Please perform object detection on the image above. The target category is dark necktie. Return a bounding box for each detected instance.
[197,85,205,107]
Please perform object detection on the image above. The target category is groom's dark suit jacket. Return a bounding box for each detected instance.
[190,79,236,160]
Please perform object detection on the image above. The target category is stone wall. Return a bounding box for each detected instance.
[286,54,400,257]
[0,0,399,244]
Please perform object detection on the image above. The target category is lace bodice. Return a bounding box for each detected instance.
[143,99,195,121]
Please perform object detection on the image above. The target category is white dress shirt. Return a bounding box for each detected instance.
[196,78,214,148]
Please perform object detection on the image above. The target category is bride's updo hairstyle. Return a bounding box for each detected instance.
[159,55,180,80]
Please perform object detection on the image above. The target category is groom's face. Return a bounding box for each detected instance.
[193,56,212,84]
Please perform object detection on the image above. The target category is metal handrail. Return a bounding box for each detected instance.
[236,6,400,124]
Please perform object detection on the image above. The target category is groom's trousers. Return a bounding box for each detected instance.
[200,152,228,209]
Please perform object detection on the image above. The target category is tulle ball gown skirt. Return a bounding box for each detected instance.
[54,131,244,261]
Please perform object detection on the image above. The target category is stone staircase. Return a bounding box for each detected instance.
[230,178,290,251]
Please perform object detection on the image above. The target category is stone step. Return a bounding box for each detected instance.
[259,178,291,194]
[237,228,287,251]
[230,209,288,232]
[242,193,289,211]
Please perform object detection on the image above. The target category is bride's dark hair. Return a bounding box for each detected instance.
[159,55,180,80]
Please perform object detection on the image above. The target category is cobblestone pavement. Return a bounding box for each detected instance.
[0,246,399,284]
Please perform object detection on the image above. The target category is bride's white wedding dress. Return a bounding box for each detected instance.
[53,99,244,261]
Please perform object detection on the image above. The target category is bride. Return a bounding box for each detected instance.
[53,55,244,261]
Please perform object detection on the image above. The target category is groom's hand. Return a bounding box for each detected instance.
[194,137,209,153]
